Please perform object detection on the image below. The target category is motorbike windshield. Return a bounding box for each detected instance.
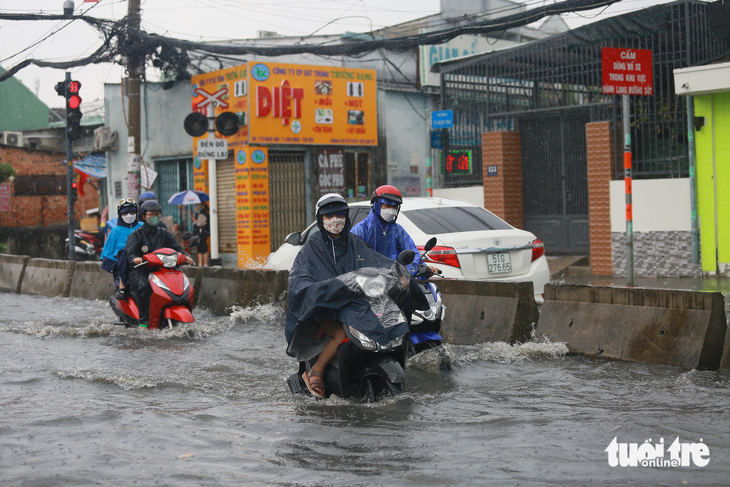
[336,262,411,331]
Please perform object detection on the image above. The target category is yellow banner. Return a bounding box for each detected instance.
[248,62,377,146]
[234,147,270,268]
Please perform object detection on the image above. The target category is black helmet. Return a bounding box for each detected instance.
[139,199,163,216]
[139,191,158,205]
[117,198,137,215]
[315,193,348,216]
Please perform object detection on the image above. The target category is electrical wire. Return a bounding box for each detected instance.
[0,0,622,83]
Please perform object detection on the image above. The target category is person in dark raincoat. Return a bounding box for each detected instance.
[351,185,437,276]
[125,200,194,327]
[286,193,426,398]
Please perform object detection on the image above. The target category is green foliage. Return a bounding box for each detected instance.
[0,162,16,184]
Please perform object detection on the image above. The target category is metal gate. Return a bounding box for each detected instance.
[518,108,594,254]
[216,156,237,255]
[156,158,194,231]
[268,151,307,251]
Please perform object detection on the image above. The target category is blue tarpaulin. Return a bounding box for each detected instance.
[73,153,106,178]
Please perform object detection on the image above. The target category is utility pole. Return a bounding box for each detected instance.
[64,71,76,261]
[126,0,142,200]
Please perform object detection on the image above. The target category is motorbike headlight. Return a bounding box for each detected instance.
[348,325,377,350]
[158,253,178,268]
[355,275,387,298]
[149,273,170,292]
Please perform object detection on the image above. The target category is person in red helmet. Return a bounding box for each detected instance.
[351,185,437,276]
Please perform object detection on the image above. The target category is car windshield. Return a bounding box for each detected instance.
[403,207,512,234]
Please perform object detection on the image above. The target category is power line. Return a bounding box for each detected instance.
[0,0,622,83]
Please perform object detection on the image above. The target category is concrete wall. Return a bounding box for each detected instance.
[538,284,727,370]
[3,253,728,371]
[610,178,700,277]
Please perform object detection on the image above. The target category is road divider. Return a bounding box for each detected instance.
[20,258,75,298]
[0,254,29,293]
[538,284,728,370]
[435,279,539,345]
[3,253,728,371]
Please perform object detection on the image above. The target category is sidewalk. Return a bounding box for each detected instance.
[546,255,730,294]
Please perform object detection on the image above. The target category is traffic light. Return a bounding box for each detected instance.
[55,79,83,140]
[71,181,78,203]
[66,80,83,140]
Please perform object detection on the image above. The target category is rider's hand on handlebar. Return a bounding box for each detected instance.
[133,257,143,265]
[429,265,442,275]
[185,256,195,265]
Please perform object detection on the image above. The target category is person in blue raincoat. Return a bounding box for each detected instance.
[101,199,142,299]
[351,185,437,276]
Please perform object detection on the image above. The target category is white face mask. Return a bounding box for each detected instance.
[380,207,398,222]
[323,216,346,235]
[121,213,137,224]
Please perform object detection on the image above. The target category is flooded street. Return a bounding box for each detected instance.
[1,292,728,486]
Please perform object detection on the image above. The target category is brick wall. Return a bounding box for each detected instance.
[586,122,614,276]
[0,145,99,229]
[482,132,524,229]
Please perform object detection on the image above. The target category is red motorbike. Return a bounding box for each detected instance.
[110,248,195,329]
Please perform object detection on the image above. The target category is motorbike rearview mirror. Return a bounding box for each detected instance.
[397,249,416,266]
[188,235,200,247]
[285,232,302,245]
[424,237,437,252]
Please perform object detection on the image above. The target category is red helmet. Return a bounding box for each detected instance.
[371,185,403,206]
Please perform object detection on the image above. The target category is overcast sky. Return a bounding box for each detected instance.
[1,0,678,109]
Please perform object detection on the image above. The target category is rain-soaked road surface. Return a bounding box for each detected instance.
[1,293,728,486]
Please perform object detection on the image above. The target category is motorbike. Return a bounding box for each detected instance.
[408,237,447,361]
[65,230,103,260]
[287,249,424,402]
[109,247,195,329]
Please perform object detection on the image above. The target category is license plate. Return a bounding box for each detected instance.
[488,253,512,274]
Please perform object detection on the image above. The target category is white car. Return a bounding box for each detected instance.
[265,197,550,303]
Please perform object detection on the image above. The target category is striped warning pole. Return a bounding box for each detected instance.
[623,94,634,286]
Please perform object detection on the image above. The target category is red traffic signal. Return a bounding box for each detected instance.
[68,94,82,110]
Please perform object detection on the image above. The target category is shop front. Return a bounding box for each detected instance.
[191,61,377,267]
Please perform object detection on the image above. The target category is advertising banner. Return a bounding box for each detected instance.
[0,183,10,212]
[234,147,270,268]
[248,62,377,146]
[317,148,345,196]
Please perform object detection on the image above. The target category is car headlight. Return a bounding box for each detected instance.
[158,253,178,268]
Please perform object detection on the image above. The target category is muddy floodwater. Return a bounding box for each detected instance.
[1,293,728,486]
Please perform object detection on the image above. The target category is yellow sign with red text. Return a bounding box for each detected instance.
[234,147,270,268]
[248,62,377,146]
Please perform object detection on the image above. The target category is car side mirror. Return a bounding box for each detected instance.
[424,237,437,252]
[397,249,415,266]
[285,232,302,245]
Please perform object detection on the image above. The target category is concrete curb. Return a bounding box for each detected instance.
[0,253,30,293]
[69,261,115,301]
[538,284,728,370]
[20,258,76,298]
[435,279,539,345]
[194,266,289,315]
